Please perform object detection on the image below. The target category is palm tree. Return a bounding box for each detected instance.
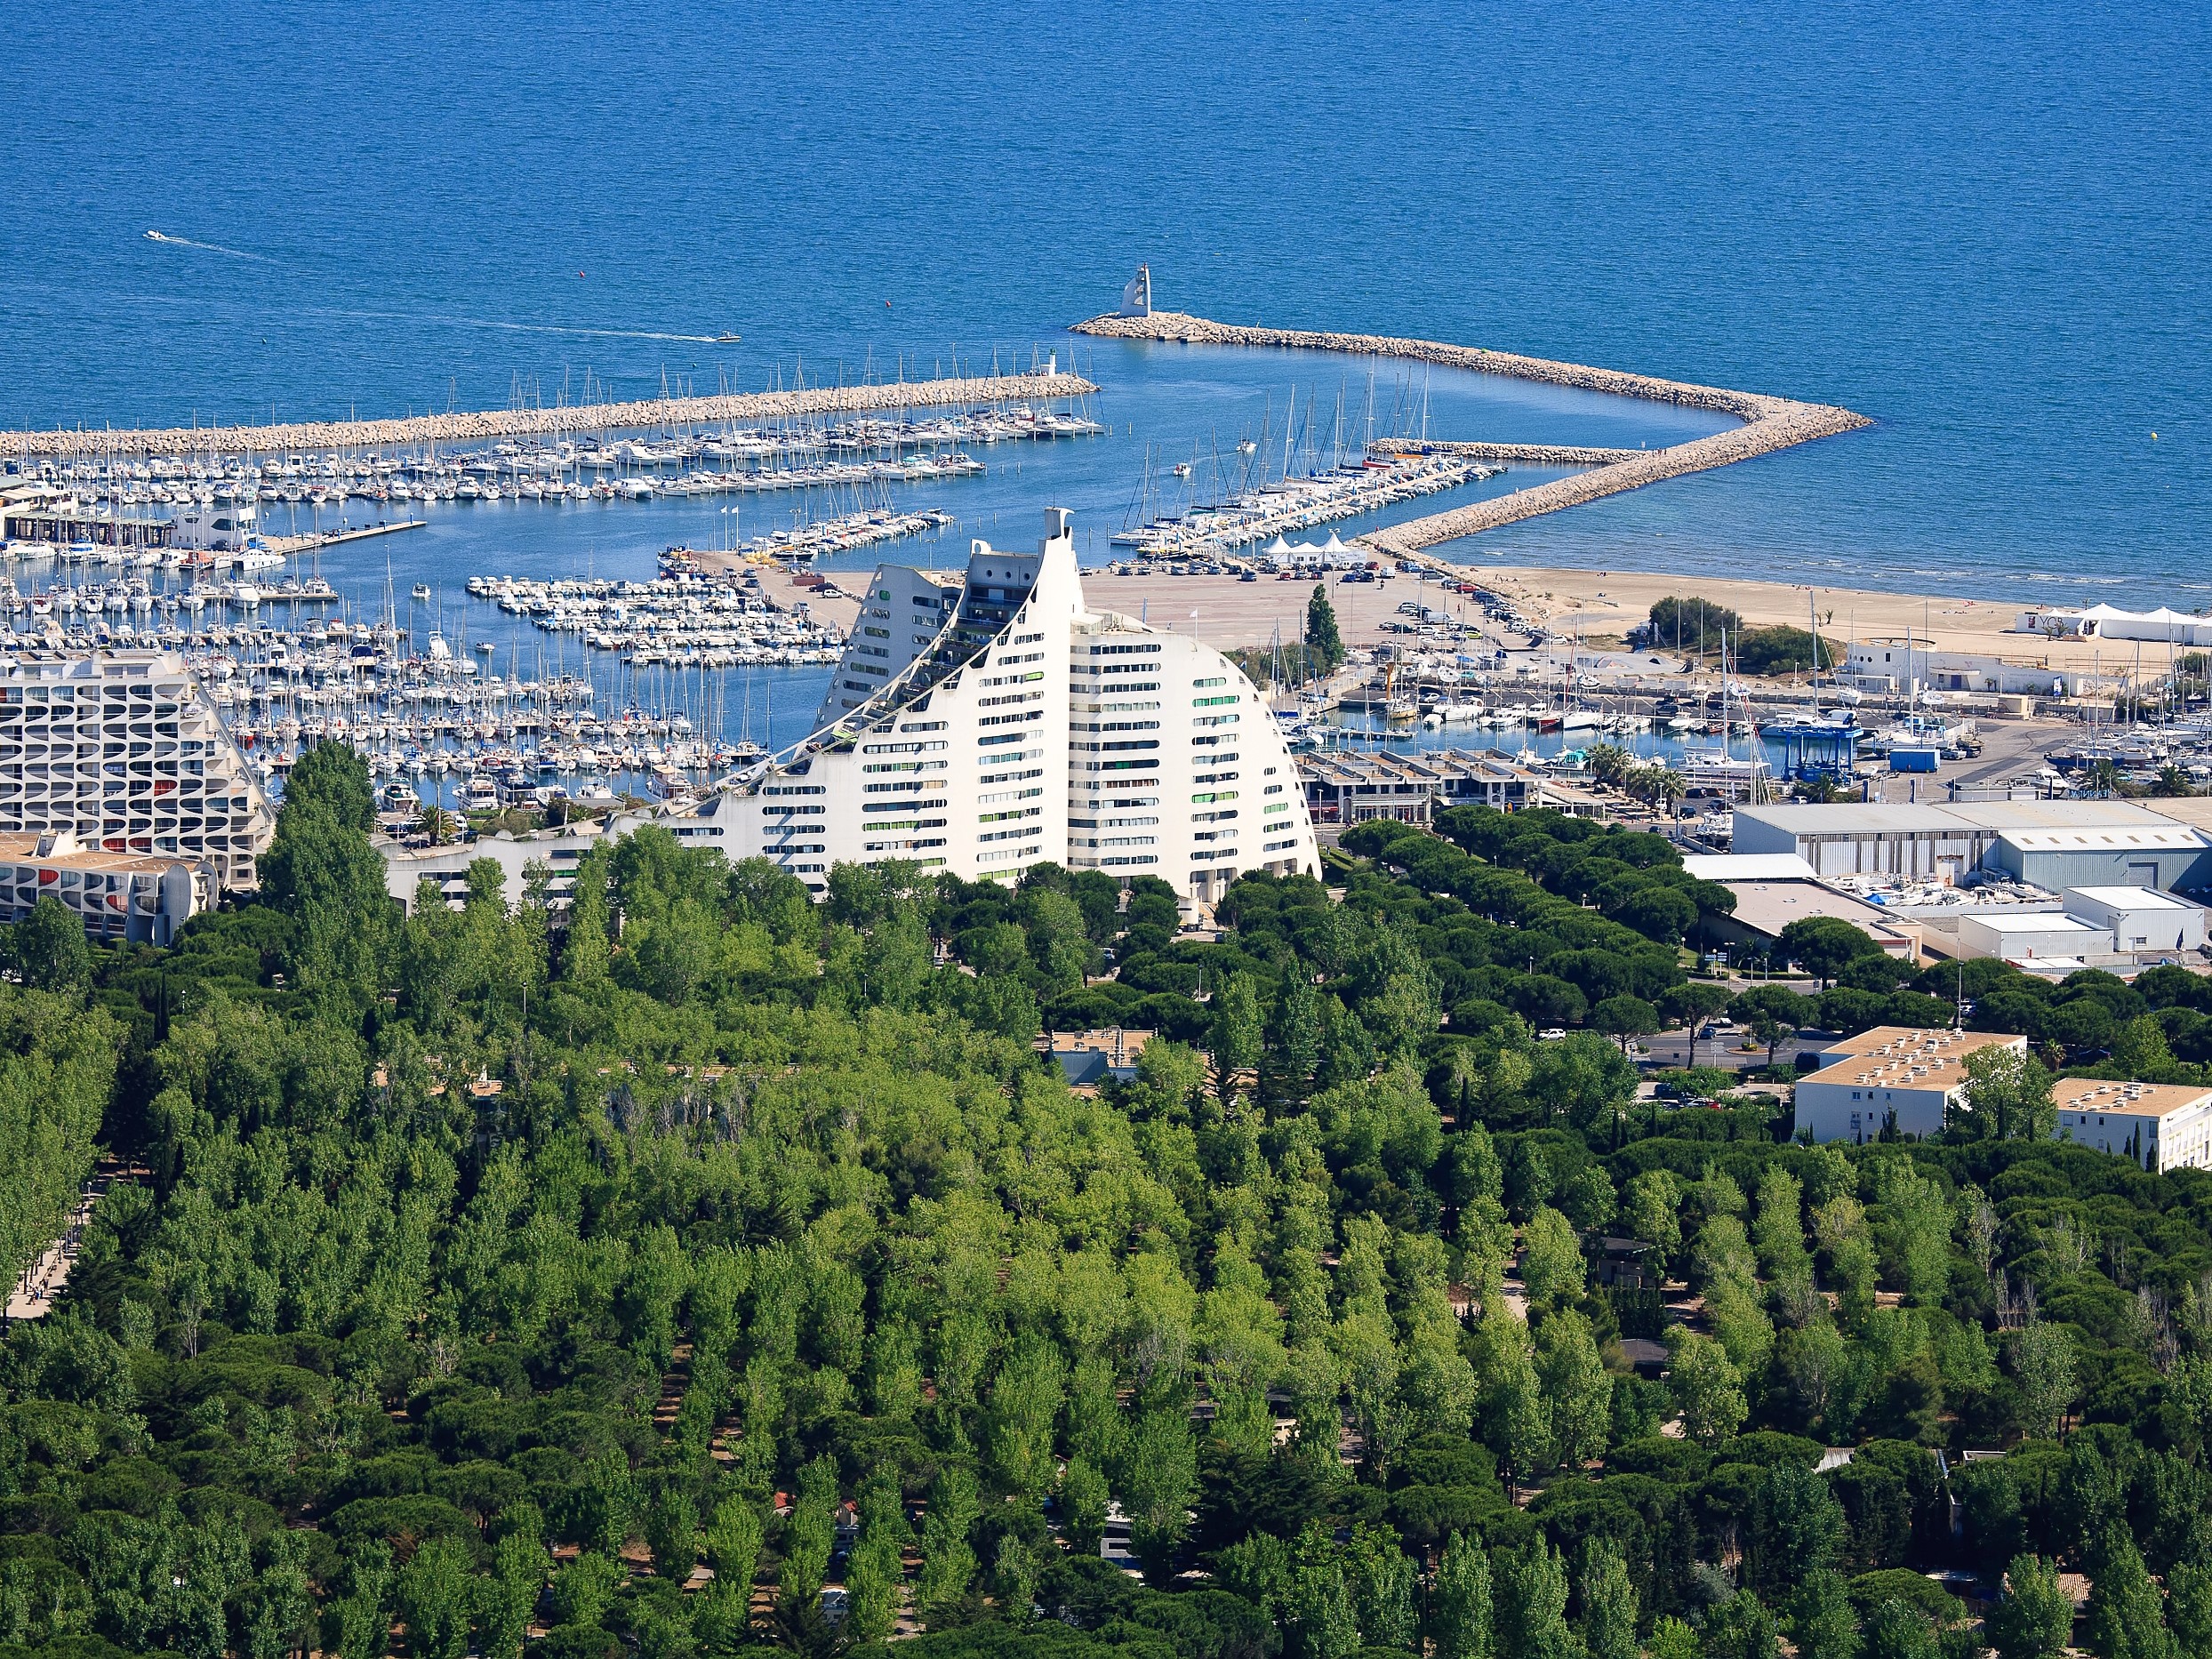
[1584,743,1631,789]
[419,803,456,846]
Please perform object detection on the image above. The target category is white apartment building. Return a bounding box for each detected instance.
[2055,1079,2212,1173]
[1791,1027,2030,1143]
[0,830,210,945]
[665,509,1321,899]
[0,650,276,894]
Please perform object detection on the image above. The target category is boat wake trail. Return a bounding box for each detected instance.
[323,307,725,346]
[144,230,270,261]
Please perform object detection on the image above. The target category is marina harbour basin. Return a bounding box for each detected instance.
[0,339,1741,811]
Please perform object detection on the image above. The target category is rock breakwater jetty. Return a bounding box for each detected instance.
[1070,310,1869,553]
[0,370,1098,461]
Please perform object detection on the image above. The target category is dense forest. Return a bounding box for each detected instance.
[4,749,2212,1659]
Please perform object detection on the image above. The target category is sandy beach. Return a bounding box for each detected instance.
[1079,562,2137,672]
[768,555,2142,679]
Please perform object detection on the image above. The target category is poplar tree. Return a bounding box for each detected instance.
[2082,1531,2175,1659]
[1431,1532,1494,1659]
[1307,583,1346,672]
[1495,1542,1574,1659]
[1989,1554,2075,1659]
[1578,1539,1639,1659]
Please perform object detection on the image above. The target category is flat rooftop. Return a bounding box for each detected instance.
[0,830,189,876]
[1961,911,2105,935]
[2066,886,2194,910]
[1298,747,1540,785]
[2056,1078,2212,1120]
[1739,800,2203,838]
[1800,1028,2024,1093]
[2001,826,2205,852]
[1719,878,1904,942]
[1822,1023,2014,1057]
[1682,853,1820,881]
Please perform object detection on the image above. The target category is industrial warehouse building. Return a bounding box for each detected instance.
[663,511,1321,900]
[1952,910,2110,966]
[2063,886,2208,954]
[1732,800,2212,892]
[1681,853,1923,963]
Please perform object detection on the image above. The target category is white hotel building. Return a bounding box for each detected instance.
[668,509,1321,899]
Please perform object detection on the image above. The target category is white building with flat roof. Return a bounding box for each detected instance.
[2062,886,2206,956]
[661,510,1321,900]
[1953,910,2109,964]
[1844,640,2103,698]
[1792,1027,2030,1143]
[2055,1079,2212,1173]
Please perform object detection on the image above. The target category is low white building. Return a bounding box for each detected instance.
[1843,639,2104,698]
[2055,1079,2212,1173]
[380,818,639,912]
[1260,531,1366,572]
[1792,1028,2029,1143]
[0,829,210,945]
[1953,910,2110,964]
[2062,886,2207,955]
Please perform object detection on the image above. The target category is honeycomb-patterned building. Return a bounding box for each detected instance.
[0,650,276,895]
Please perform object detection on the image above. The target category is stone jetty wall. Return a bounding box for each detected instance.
[1372,437,1642,467]
[1070,310,1870,552]
[0,371,1099,460]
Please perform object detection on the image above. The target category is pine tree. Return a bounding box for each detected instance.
[915,1465,981,1628]
[2165,1560,2212,1658]
[1209,972,1263,1106]
[1536,1309,1613,1467]
[1791,1570,1861,1659]
[1286,1520,1359,1659]
[1268,973,1323,1105]
[1343,1523,1417,1650]
[563,844,613,982]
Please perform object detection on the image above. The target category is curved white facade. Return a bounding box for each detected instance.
[669,509,1320,899]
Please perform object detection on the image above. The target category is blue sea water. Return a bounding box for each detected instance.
[3,0,2206,614]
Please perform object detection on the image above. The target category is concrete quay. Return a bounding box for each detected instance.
[266,518,428,557]
[0,371,1098,461]
[1070,311,1870,552]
